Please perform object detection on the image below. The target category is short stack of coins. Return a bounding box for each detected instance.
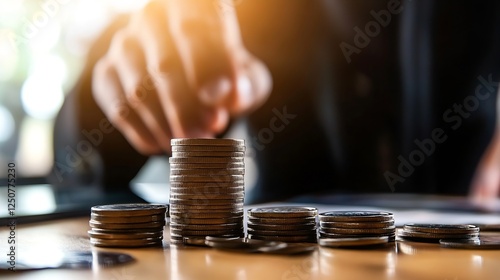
[399,224,480,243]
[318,211,396,247]
[88,204,167,247]
[169,138,246,244]
[247,207,318,243]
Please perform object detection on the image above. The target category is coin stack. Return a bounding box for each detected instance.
[169,138,246,244]
[318,211,396,247]
[399,224,479,243]
[247,207,318,243]
[88,204,167,247]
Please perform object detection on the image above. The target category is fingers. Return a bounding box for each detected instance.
[469,130,500,205]
[167,0,272,115]
[92,58,163,155]
[109,30,173,152]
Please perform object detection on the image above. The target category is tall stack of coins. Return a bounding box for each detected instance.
[169,138,245,244]
[247,207,318,243]
[318,211,396,247]
[88,204,167,247]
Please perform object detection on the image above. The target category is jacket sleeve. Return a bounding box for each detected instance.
[49,15,149,191]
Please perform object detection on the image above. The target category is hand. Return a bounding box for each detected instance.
[469,129,500,208]
[92,0,272,154]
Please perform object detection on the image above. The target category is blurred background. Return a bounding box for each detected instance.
[0,0,148,181]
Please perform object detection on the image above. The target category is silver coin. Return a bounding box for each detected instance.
[247,228,317,236]
[247,222,317,231]
[172,151,245,158]
[319,211,393,222]
[439,236,500,249]
[90,237,163,248]
[320,226,396,235]
[170,223,242,231]
[170,228,243,236]
[319,231,395,239]
[89,220,165,229]
[170,217,244,225]
[320,220,395,229]
[88,230,163,240]
[169,157,244,164]
[318,236,389,248]
[170,163,245,169]
[264,243,317,255]
[398,229,479,242]
[167,203,244,210]
[205,238,287,253]
[182,237,209,247]
[247,234,317,243]
[89,227,164,234]
[170,187,245,195]
[170,168,245,176]
[248,216,317,225]
[171,138,244,146]
[172,145,246,152]
[170,175,244,182]
[90,213,165,223]
[91,204,168,216]
[170,193,244,200]
[403,224,479,234]
[248,207,318,218]
[169,198,244,205]
[169,211,244,219]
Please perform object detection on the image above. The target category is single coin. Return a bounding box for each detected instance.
[247,222,317,231]
[398,230,478,242]
[90,237,163,248]
[171,138,244,146]
[320,220,395,229]
[265,243,317,255]
[169,157,244,164]
[91,204,168,216]
[89,220,165,230]
[439,236,500,249]
[169,211,243,219]
[89,227,164,234]
[170,187,245,195]
[319,231,395,239]
[170,228,244,236]
[170,181,244,188]
[170,168,245,176]
[247,234,317,243]
[172,151,245,158]
[170,193,244,200]
[168,203,244,210]
[247,228,317,236]
[319,211,393,222]
[172,145,245,152]
[169,207,243,214]
[320,226,396,235]
[248,217,317,225]
[88,230,163,240]
[403,224,479,234]
[170,163,245,169]
[170,217,244,225]
[170,223,242,231]
[318,236,389,248]
[205,238,287,253]
[90,213,165,223]
[248,207,318,218]
[169,198,244,205]
[170,175,244,182]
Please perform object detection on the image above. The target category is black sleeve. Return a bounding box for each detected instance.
[49,15,149,191]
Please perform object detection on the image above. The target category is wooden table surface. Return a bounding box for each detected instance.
[1,217,499,280]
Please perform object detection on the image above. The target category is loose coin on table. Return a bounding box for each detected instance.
[399,224,480,243]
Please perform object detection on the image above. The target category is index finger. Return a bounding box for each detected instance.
[167,0,244,98]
